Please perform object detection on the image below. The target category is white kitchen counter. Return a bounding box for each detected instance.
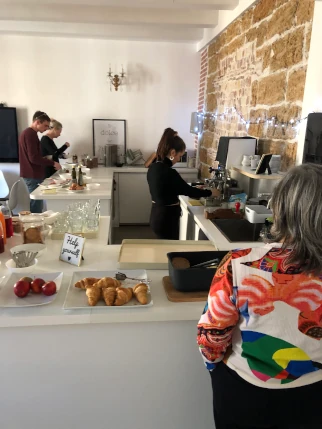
[0,215,214,429]
[180,195,265,250]
[30,165,198,218]
[57,164,198,179]
[0,216,205,328]
[30,181,113,201]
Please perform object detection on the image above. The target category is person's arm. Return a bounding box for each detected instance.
[26,134,54,167]
[170,169,213,199]
[144,152,157,168]
[41,136,67,158]
[197,252,239,371]
[56,143,69,157]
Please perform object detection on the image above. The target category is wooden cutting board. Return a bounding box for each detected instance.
[118,239,216,269]
[163,276,208,302]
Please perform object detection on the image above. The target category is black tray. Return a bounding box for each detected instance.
[167,251,227,292]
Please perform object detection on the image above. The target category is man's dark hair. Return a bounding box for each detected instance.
[33,111,50,123]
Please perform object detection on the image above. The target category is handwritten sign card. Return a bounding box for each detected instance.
[60,233,85,266]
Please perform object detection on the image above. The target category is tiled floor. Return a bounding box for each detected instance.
[112,225,157,244]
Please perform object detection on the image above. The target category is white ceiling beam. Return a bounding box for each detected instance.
[0,20,204,42]
[0,4,218,27]
[0,0,238,10]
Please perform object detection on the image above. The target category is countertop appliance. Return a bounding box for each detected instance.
[216,136,257,168]
[104,144,117,167]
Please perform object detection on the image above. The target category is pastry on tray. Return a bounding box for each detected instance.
[75,277,100,289]
[171,257,190,269]
[93,277,121,288]
[102,287,117,306]
[86,286,101,306]
[114,287,133,306]
[133,283,149,305]
[74,276,147,307]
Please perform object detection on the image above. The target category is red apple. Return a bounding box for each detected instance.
[42,281,57,296]
[31,278,46,294]
[14,280,30,298]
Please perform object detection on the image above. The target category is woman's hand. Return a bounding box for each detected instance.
[54,162,61,171]
[211,188,221,197]
[65,142,71,147]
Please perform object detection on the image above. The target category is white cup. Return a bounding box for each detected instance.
[251,159,258,169]
[242,155,251,166]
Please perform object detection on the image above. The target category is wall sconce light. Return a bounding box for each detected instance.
[107,64,125,91]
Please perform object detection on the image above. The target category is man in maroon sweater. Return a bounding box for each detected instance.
[19,111,61,213]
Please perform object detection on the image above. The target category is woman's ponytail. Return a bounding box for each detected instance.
[156,127,182,160]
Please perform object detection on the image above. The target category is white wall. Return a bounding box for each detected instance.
[0,35,199,165]
[296,0,322,164]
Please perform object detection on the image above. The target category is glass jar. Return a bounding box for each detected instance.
[19,214,46,244]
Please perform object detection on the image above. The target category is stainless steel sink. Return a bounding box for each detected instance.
[211,219,264,242]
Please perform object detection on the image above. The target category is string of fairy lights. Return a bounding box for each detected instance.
[196,106,308,135]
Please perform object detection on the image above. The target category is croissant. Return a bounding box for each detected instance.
[102,287,117,306]
[86,286,101,306]
[93,277,121,289]
[114,287,133,306]
[75,277,100,289]
[133,283,149,305]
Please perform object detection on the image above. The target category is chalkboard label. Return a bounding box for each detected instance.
[60,233,85,266]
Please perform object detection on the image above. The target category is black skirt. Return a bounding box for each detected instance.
[150,203,181,240]
[211,362,322,429]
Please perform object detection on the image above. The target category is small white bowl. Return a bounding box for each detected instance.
[10,243,46,257]
[59,173,72,180]
[83,176,92,184]
[81,167,91,174]
[6,258,38,273]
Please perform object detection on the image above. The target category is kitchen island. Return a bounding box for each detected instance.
[30,165,198,223]
[0,217,215,429]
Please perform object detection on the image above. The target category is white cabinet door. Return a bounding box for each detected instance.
[118,173,151,224]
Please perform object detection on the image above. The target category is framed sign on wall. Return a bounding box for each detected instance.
[92,119,126,164]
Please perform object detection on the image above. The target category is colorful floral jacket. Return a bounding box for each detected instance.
[197,244,322,388]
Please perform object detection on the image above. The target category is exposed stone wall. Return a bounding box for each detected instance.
[200,0,314,178]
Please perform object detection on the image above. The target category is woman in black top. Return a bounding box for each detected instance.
[147,134,220,240]
[40,119,70,178]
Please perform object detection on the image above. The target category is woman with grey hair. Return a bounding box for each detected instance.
[197,163,322,428]
[41,119,70,178]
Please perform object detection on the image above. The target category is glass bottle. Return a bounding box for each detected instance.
[78,167,84,187]
[0,211,7,244]
[0,221,4,253]
[72,167,77,184]
[1,200,13,238]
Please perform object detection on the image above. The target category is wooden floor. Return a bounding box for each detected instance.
[112,225,157,244]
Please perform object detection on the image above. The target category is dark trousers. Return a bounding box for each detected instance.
[211,362,322,429]
[150,203,181,240]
